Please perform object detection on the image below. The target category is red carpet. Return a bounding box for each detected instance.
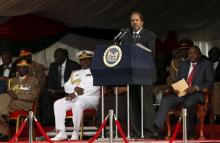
[2,139,220,143]
[3,125,220,142]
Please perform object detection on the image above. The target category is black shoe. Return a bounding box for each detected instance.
[151,131,164,140]
[151,126,164,140]
[130,130,141,139]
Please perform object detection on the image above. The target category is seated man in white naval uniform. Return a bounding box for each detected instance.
[51,50,100,141]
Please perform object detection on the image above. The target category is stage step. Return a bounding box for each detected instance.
[46,126,98,137]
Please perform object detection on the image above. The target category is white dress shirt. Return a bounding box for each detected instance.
[213,61,219,71]
[187,62,197,78]
[133,27,143,38]
[60,60,66,87]
[3,63,12,77]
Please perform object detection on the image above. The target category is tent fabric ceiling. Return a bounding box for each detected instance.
[0,0,220,32]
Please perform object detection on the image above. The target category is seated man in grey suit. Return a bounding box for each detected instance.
[153,45,214,139]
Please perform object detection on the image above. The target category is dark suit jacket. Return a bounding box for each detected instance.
[122,28,156,55]
[47,59,81,89]
[214,61,220,82]
[0,62,17,93]
[0,62,17,78]
[177,58,214,101]
[122,28,157,83]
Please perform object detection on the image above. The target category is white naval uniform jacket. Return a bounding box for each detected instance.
[64,68,100,109]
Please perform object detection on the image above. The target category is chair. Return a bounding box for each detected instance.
[66,109,97,139]
[208,82,220,139]
[165,88,212,140]
[8,98,39,140]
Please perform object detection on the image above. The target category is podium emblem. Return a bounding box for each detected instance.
[103,45,122,67]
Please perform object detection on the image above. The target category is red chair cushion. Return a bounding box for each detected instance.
[9,110,28,118]
[66,109,97,117]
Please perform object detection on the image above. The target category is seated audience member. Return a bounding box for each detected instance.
[208,47,220,121]
[208,47,220,81]
[153,46,214,139]
[0,50,17,93]
[166,39,194,85]
[155,39,194,98]
[0,59,40,141]
[97,86,127,134]
[154,39,194,107]
[51,50,100,141]
[40,48,81,125]
[18,49,46,90]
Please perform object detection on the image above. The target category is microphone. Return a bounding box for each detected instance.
[113,28,124,42]
[118,28,130,40]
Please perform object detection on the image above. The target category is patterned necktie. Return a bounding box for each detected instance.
[133,33,138,41]
[187,63,196,87]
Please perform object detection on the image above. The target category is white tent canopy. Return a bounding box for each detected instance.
[32,33,110,68]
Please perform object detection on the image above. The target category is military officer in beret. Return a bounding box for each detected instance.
[0,59,40,141]
[18,49,46,90]
[51,50,100,141]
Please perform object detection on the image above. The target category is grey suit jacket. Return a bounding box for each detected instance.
[177,57,214,101]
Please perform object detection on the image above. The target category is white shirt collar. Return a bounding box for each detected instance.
[3,63,12,68]
[61,59,67,67]
[20,75,27,80]
[190,62,197,66]
[133,27,143,35]
[213,61,219,70]
[7,63,12,68]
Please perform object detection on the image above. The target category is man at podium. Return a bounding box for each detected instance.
[121,11,157,138]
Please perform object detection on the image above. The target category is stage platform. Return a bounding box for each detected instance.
[2,139,220,143]
[4,125,220,143]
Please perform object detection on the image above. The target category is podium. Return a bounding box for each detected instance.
[90,44,156,139]
[91,44,156,86]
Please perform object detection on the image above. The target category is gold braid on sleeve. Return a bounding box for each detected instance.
[8,79,11,91]
[171,60,178,72]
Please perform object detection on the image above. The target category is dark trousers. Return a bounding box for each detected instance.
[129,85,155,137]
[39,90,66,125]
[154,92,204,131]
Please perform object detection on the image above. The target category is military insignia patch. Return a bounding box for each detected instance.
[71,79,81,85]
[103,45,122,67]
[19,84,30,91]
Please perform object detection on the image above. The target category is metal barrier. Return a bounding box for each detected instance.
[8,111,53,143]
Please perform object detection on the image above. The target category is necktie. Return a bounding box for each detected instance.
[133,33,138,41]
[187,63,196,87]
